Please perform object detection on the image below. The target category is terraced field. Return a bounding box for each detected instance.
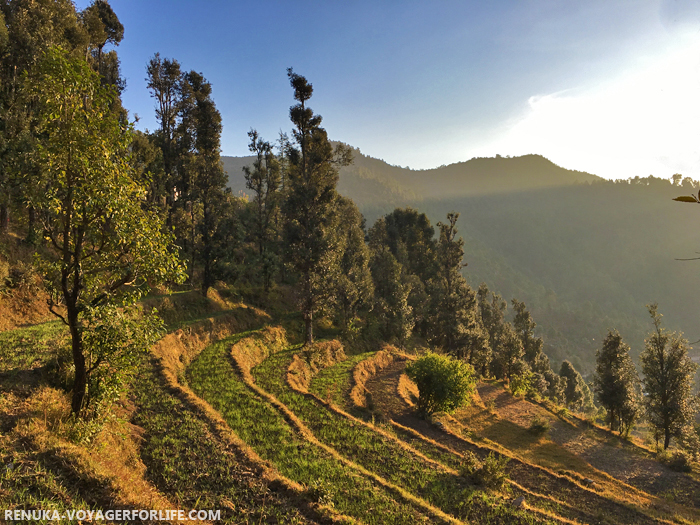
[2,297,700,524]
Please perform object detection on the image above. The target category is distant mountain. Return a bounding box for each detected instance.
[223,148,600,221]
[222,148,700,374]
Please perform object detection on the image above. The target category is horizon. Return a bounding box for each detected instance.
[74,1,700,181]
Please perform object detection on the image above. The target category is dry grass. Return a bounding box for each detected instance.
[350,346,395,409]
[398,373,419,407]
[151,306,270,384]
[230,326,288,382]
[287,340,346,393]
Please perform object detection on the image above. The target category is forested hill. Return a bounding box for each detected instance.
[224,150,600,217]
[223,149,700,374]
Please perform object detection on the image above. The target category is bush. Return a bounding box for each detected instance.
[405,351,476,417]
[658,449,693,472]
[529,415,550,435]
[459,451,482,476]
[472,452,510,490]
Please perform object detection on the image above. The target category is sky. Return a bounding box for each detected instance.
[74,0,700,180]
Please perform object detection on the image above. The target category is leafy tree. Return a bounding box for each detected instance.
[334,196,373,331]
[406,351,476,416]
[559,360,586,411]
[81,0,123,78]
[477,283,506,376]
[370,246,413,347]
[145,53,182,213]
[512,299,544,367]
[243,129,280,292]
[491,322,524,381]
[427,212,489,368]
[282,68,351,345]
[593,329,642,436]
[641,303,698,449]
[179,70,227,294]
[31,47,183,416]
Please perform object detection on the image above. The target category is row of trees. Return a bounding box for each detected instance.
[594,304,698,450]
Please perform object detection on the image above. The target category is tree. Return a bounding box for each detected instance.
[179,70,227,294]
[477,283,506,377]
[31,47,183,416]
[593,330,642,436]
[334,196,373,331]
[370,246,413,347]
[491,322,524,381]
[145,53,182,214]
[282,68,351,345]
[641,303,698,449]
[243,129,280,292]
[427,213,489,369]
[559,360,586,411]
[405,352,476,417]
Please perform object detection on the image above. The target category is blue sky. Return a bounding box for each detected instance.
[75,0,700,179]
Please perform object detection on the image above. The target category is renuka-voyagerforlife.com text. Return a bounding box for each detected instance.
[4,508,222,522]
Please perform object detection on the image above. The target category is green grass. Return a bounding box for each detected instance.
[253,347,544,525]
[132,346,314,524]
[0,321,65,373]
[309,351,374,407]
[186,333,432,524]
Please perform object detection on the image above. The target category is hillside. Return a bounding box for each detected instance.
[2,290,698,524]
[224,149,699,373]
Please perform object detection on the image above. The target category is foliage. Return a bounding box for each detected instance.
[657,449,693,473]
[471,452,510,491]
[370,246,414,347]
[559,360,586,411]
[641,303,698,450]
[427,213,490,368]
[593,330,642,436]
[31,47,183,415]
[529,416,550,435]
[282,69,352,345]
[491,322,523,381]
[243,129,281,292]
[405,351,476,416]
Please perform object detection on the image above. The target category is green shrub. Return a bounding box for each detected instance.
[658,449,693,472]
[472,452,510,490]
[405,351,476,417]
[459,451,482,476]
[529,415,550,435]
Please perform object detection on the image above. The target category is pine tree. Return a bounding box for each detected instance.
[282,69,352,345]
[335,197,374,331]
[428,213,489,369]
[370,246,414,347]
[560,360,586,411]
[594,330,642,436]
[243,130,280,292]
[641,303,698,449]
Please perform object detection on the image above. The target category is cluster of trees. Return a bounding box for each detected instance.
[2,1,697,455]
[594,304,698,450]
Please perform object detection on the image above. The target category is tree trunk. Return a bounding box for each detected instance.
[664,428,671,450]
[68,305,86,415]
[0,203,8,234]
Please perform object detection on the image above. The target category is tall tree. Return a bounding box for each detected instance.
[594,330,641,436]
[427,212,489,368]
[243,129,280,292]
[282,68,351,345]
[31,47,182,416]
[370,246,413,347]
[179,70,227,294]
[145,53,182,214]
[641,303,698,449]
[334,196,374,331]
[559,360,586,411]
